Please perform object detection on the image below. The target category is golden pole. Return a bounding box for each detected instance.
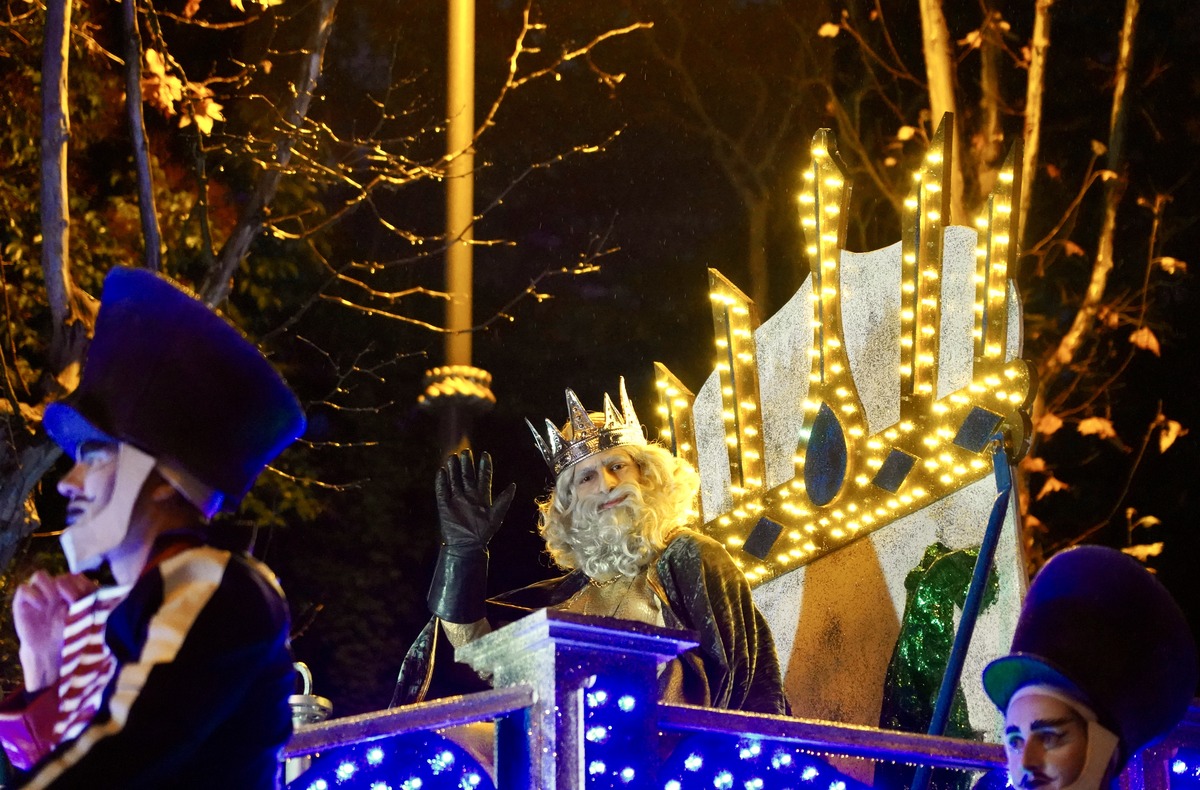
[425,0,489,457]
[445,0,474,370]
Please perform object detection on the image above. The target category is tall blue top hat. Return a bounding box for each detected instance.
[983,545,1197,766]
[43,267,306,508]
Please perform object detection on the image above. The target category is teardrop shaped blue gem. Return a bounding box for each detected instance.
[804,402,847,506]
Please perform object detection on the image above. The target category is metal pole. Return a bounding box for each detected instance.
[441,0,475,455]
[910,437,1013,790]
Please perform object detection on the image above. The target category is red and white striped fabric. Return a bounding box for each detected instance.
[51,584,130,744]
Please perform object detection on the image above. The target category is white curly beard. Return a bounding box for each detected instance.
[544,481,675,580]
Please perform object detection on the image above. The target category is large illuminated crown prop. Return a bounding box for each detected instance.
[528,378,648,478]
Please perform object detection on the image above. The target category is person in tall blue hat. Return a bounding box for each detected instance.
[0,267,305,787]
[982,545,1198,790]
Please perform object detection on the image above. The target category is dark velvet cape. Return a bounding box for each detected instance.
[391,530,788,715]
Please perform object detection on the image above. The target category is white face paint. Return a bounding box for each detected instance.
[1003,686,1120,790]
[58,442,157,574]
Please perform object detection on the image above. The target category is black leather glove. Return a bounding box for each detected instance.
[427,449,516,623]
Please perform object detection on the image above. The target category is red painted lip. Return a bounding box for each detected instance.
[600,494,627,511]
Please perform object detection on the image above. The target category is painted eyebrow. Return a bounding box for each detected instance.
[1006,716,1077,735]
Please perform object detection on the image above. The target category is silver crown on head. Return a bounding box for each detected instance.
[527,377,647,478]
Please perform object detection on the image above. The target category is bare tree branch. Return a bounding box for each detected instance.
[1043,0,1139,382]
[200,0,339,305]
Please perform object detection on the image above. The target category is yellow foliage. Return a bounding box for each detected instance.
[1120,543,1163,563]
[1159,419,1188,453]
[1036,412,1063,437]
[142,50,183,117]
[1158,256,1187,275]
[1129,326,1161,356]
[1019,455,1047,473]
[958,30,983,49]
[177,83,225,135]
[1062,240,1086,257]
[1036,475,1069,500]
[1126,508,1162,531]
[1098,306,1120,329]
[1076,417,1116,439]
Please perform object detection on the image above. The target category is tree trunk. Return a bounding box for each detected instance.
[917,0,966,223]
[1014,0,1054,555]
[0,0,89,569]
[41,0,91,376]
[1019,0,1054,247]
[201,0,339,305]
[123,0,161,272]
[0,444,61,569]
[1042,0,1138,382]
[976,10,1004,199]
[1022,0,1137,565]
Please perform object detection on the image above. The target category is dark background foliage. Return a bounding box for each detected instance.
[2,0,1199,718]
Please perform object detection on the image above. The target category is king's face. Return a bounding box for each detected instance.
[571,448,641,511]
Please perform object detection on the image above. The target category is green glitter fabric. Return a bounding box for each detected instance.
[876,542,999,790]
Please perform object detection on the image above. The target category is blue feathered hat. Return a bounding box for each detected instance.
[43,267,306,509]
[983,545,1197,767]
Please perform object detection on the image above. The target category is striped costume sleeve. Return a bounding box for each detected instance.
[0,585,128,771]
[23,546,292,788]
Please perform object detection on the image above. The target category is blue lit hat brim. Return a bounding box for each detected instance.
[982,653,1090,714]
[44,401,117,462]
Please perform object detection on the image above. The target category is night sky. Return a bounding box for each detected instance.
[261,0,1200,715]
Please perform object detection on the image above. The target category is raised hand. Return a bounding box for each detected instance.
[427,450,515,624]
[13,571,98,691]
[436,450,515,548]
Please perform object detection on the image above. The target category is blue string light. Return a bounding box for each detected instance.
[658,734,872,790]
[1169,748,1200,788]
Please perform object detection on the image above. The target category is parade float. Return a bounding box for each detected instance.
[280,119,1200,790]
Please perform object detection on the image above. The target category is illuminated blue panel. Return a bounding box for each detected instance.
[287,731,494,790]
[872,449,916,493]
[580,673,653,789]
